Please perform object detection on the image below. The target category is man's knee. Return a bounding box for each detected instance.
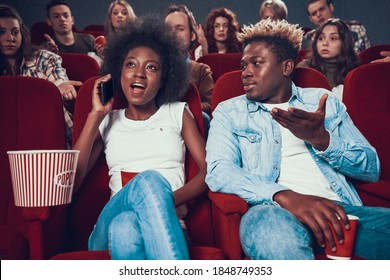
[240,205,313,259]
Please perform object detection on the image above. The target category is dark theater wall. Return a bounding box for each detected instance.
[3,0,389,45]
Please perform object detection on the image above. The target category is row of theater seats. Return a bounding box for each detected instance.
[196,44,389,83]
[1,56,389,260]
[58,50,337,92]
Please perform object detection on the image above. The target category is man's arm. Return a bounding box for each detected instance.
[270,93,380,182]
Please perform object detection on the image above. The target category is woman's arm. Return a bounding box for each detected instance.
[195,24,209,57]
[173,107,208,206]
[72,74,114,192]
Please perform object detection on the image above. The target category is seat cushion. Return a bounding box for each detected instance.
[0,226,30,260]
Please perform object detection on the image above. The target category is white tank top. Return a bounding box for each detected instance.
[99,102,186,198]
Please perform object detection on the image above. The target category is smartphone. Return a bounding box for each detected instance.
[99,79,114,105]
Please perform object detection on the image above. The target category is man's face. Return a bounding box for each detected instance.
[165,11,195,51]
[241,41,289,104]
[47,4,74,35]
[307,0,334,27]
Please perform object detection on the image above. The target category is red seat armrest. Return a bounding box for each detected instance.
[208,191,248,215]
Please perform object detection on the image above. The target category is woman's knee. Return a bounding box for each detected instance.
[109,211,138,237]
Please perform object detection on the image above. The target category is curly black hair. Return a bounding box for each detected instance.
[100,15,190,106]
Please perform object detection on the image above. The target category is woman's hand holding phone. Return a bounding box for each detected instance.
[92,74,114,116]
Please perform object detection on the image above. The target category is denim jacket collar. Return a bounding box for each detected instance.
[246,82,302,113]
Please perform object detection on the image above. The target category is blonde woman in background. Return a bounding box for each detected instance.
[96,0,136,56]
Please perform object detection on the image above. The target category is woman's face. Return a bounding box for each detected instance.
[121,46,162,107]
[213,16,229,43]
[0,17,22,57]
[110,4,130,29]
[316,25,342,60]
[261,7,276,21]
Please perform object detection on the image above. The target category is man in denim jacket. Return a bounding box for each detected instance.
[205,18,390,260]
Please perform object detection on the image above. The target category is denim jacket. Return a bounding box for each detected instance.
[206,83,380,206]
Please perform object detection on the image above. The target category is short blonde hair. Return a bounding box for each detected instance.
[238,18,303,51]
[237,18,303,62]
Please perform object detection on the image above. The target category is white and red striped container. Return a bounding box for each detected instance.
[7,150,79,207]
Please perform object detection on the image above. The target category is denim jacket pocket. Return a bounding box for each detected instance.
[233,129,262,170]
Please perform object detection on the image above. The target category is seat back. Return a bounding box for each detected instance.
[212,67,331,114]
[197,53,242,82]
[30,21,54,46]
[358,44,390,65]
[0,76,67,258]
[211,70,244,113]
[343,62,390,207]
[293,66,331,90]
[67,76,213,251]
[343,62,390,179]
[59,53,100,114]
[59,53,100,83]
[83,24,105,32]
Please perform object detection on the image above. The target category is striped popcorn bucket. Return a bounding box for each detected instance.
[7,150,79,207]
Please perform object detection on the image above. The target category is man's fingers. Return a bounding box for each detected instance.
[271,108,301,123]
[44,33,55,44]
[379,51,390,57]
[68,80,83,87]
[317,94,328,114]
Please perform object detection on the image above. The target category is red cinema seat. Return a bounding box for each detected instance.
[197,53,242,82]
[0,76,67,259]
[293,66,331,90]
[342,62,390,208]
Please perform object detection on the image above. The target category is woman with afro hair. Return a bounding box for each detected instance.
[73,15,207,259]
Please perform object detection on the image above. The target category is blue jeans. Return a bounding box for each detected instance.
[88,170,189,260]
[240,203,390,260]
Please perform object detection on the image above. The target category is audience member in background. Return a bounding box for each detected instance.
[298,18,360,100]
[194,7,240,60]
[371,51,390,63]
[259,0,288,21]
[43,0,96,55]
[105,0,135,37]
[206,18,390,260]
[164,4,213,135]
[258,0,311,49]
[305,0,370,53]
[0,4,81,147]
[74,16,207,259]
[95,0,136,57]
